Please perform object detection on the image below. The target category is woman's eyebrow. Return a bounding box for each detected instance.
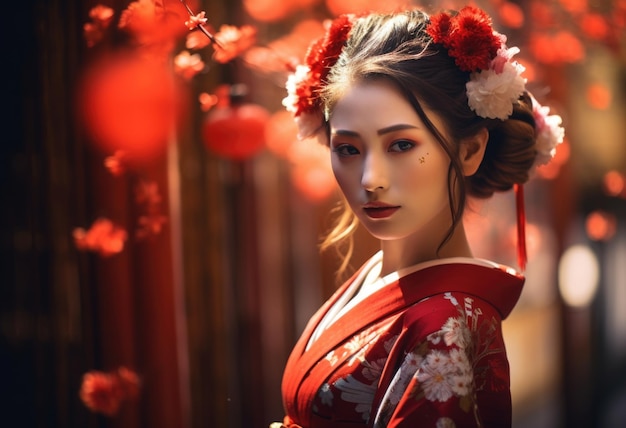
[377,124,419,135]
[331,129,360,137]
[331,124,419,138]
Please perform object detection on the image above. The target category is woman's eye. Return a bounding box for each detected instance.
[389,140,415,152]
[332,144,360,156]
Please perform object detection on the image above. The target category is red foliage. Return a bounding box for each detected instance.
[83,5,114,47]
[104,150,128,177]
[79,367,141,416]
[73,218,127,257]
[213,25,257,63]
[134,180,167,240]
[79,371,122,416]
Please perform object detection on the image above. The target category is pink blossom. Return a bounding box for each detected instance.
[134,180,162,207]
[73,218,127,257]
[136,214,168,239]
[186,30,212,50]
[174,50,205,80]
[184,11,208,30]
[104,150,127,177]
[213,25,257,63]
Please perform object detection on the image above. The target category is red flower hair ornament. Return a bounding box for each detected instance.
[283,6,563,158]
[427,6,564,172]
[427,6,527,120]
[282,14,355,140]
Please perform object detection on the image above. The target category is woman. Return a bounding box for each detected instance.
[275,6,564,428]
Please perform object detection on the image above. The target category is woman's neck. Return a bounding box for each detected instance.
[379,224,473,276]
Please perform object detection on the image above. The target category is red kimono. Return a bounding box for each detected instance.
[274,254,524,428]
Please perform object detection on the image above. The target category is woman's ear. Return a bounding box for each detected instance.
[460,128,488,176]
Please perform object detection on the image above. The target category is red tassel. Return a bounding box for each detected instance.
[514,184,527,272]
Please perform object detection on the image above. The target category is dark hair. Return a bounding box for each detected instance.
[319,10,537,262]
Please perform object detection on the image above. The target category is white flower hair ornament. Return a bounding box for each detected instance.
[465,46,527,120]
[426,6,527,121]
[531,97,565,170]
[425,6,565,273]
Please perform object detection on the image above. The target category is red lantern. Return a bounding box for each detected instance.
[202,94,269,160]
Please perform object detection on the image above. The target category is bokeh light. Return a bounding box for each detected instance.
[243,0,294,22]
[498,2,525,28]
[558,245,600,307]
[265,110,299,158]
[78,54,186,164]
[288,138,336,201]
[586,83,612,110]
[585,210,617,241]
[603,170,626,197]
[325,0,407,16]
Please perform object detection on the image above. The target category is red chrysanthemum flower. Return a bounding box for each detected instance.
[448,30,500,71]
[426,12,452,44]
[427,6,502,72]
[296,14,354,114]
[304,38,325,74]
[457,5,493,28]
[293,73,317,113]
[318,14,354,71]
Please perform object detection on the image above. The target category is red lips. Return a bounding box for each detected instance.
[363,202,400,219]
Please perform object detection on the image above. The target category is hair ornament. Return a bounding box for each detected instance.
[427,6,527,120]
[282,14,355,139]
[531,96,565,170]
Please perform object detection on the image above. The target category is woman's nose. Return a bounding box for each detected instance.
[361,153,388,191]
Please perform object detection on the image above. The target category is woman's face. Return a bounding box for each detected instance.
[329,80,454,244]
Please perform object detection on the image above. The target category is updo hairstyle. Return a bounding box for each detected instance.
[319,10,538,267]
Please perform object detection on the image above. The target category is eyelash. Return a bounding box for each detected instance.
[389,139,415,152]
[331,144,359,156]
[330,139,417,157]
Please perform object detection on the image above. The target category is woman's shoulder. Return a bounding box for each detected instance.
[393,258,524,320]
[398,290,504,345]
[394,256,520,281]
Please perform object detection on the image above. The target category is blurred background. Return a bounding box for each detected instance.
[1,0,625,427]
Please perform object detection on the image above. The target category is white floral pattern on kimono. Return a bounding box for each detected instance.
[278,260,524,428]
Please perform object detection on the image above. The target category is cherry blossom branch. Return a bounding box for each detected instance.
[179,0,223,48]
